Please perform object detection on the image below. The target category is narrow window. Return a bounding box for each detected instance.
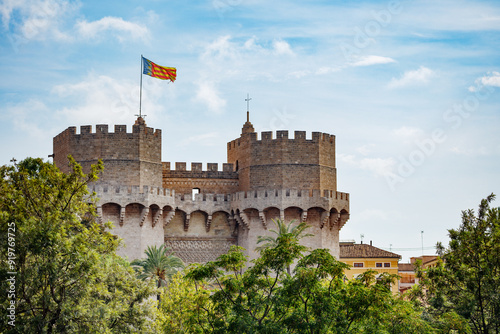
[192,188,200,201]
[376,263,382,268]
[384,263,391,268]
[353,263,364,268]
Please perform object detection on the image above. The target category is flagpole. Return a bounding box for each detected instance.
[139,54,143,118]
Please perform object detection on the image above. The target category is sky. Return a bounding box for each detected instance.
[1,0,499,262]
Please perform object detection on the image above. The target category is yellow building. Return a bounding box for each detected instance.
[339,241,401,294]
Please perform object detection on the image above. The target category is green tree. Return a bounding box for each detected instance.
[157,271,212,334]
[183,220,431,333]
[256,219,313,251]
[256,219,312,275]
[0,157,158,333]
[415,193,499,334]
[132,244,184,302]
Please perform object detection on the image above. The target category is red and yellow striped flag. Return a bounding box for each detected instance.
[142,56,176,82]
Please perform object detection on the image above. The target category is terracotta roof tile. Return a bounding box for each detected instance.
[398,263,415,271]
[339,244,401,259]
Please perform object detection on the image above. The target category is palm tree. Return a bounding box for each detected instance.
[131,244,184,303]
[256,219,312,250]
[256,219,313,274]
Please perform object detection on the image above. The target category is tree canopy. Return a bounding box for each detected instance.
[413,193,499,334]
[0,157,158,333]
[179,220,433,333]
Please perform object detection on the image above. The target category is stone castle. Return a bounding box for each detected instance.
[53,116,350,263]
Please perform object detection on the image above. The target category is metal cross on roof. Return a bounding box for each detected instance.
[245,93,252,122]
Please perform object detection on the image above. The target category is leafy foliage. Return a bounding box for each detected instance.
[0,157,158,333]
[157,271,211,334]
[413,193,499,334]
[180,220,432,333]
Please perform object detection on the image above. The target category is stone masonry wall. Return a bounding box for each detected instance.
[227,130,337,192]
[162,162,239,195]
[53,120,162,188]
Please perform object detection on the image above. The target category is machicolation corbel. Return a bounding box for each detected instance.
[259,211,266,229]
[206,215,212,232]
[163,210,176,228]
[184,213,190,231]
[152,209,163,228]
[119,207,125,227]
[139,207,149,227]
[320,211,330,229]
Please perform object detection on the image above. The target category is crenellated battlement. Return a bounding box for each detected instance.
[232,189,349,201]
[89,184,175,197]
[54,118,163,188]
[162,162,238,181]
[163,162,234,173]
[56,123,161,136]
[227,128,337,192]
[227,130,335,150]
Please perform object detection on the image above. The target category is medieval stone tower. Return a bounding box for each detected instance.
[53,116,350,263]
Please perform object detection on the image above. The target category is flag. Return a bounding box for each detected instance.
[142,56,176,82]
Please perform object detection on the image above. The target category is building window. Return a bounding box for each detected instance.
[376,263,382,267]
[384,263,390,267]
[353,263,364,267]
[192,188,200,201]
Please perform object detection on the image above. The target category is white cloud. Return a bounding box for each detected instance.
[243,36,260,50]
[314,55,394,77]
[0,0,76,42]
[180,132,220,147]
[198,35,299,83]
[289,70,310,78]
[356,144,375,156]
[393,126,424,139]
[195,81,226,114]
[392,126,426,146]
[202,36,295,63]
[350,55,396,67]
[201,35,238,63]
[76,16,148,41]
[338,153,357,165]
[401,2,500,32]
[272,39,294,56]
[469,71,500,92]
[7,98,51,138]
[315,66,342,75]
[388,66,435,89]
[52,74,142,125]
[358,157,396,177]
[339,153,396,178]
[0,0,148,44]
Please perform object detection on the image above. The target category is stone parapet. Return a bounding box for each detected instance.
[231,189,349,213]
[54,120,162,188]
[162,162,237,179]
[90,184,175,208]
[227,130,337,192]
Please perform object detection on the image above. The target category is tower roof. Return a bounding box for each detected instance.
[241,120,255,134]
